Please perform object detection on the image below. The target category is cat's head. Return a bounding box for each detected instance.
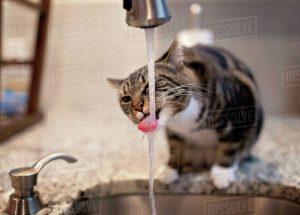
[107,41,190,126]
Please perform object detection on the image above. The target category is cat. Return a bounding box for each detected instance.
[108,41,264,188]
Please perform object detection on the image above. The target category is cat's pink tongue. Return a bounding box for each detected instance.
[137,117,157,133]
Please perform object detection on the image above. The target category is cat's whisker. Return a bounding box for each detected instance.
[157,92,210,105]
[160,85,214,95]
[157,85,215,98]
[141,133,146,142]
[158,88,214,97]
[126,115,139,123]
[160,91,214,100]
[159,90,212,99]
[172,82,214,87]
[167,83,215,93]
[163,97,209,107]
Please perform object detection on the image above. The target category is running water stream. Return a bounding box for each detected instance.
[145,28,157,215]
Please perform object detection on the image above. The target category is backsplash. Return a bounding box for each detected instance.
[3,0,300,116]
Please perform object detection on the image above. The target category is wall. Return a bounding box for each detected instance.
[2,0,300,117]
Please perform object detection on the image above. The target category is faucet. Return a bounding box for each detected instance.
[123,0,172,28]
[5,153,77,215]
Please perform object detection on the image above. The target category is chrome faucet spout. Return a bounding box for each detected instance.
[124,0,171,28]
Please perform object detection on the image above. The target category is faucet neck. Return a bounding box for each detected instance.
[124,0,171,28]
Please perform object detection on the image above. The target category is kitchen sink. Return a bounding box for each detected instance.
[68,193,300,215]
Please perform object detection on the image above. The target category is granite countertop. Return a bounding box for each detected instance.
[0,115,299,214]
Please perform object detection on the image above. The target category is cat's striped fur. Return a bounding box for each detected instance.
[108,41,264,188]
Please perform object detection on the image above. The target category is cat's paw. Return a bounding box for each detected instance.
[157,165,179,184]
[210,164,236,189]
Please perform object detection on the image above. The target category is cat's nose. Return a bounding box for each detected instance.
[133,100,144,112]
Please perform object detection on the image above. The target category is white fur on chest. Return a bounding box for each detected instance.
[167,97,218,145]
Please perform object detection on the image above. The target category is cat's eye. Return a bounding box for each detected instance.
[121,96,131,103]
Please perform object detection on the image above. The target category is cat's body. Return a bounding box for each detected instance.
[108,41,263,188]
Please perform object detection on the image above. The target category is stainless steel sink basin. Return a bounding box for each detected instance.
[69,194,300,215]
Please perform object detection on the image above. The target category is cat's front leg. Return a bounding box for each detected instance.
[157,165,179,184]
[211,163,237,189]
[210,143,240,189]
[158,129,185,184]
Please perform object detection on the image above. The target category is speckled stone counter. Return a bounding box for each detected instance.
[0,115,299,214]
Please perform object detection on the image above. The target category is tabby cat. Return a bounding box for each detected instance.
[108,41,263,188]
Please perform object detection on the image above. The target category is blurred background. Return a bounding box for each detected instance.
[0,0,300,184]
[2,0,300,114]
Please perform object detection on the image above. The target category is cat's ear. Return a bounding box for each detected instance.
[156,40,184,70]
[107,78,124,89]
